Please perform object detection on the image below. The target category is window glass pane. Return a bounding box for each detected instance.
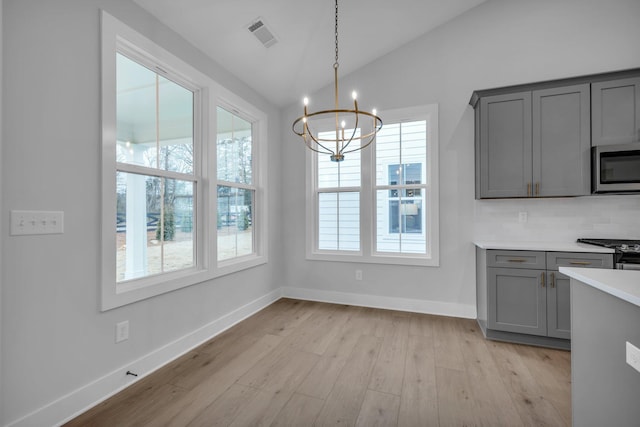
[376,190,426,254]
[217,107,253,185]
[376,123,400,186]
[116,53,194,174]
[158,75,194,174]
[318,192,360,251]
[217,185,254,261]
[317,129,360,188]
[117,172,195,282]
[401,121,427,184]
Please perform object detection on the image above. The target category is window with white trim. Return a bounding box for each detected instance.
[307,104,439,266]
[101,12,267,310]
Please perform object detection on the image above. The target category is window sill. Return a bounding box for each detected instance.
[306,251,439,267]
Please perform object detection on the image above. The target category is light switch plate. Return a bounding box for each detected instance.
[626,341,640,373]
[11,210,64,235]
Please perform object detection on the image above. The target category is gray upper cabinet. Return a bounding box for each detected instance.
[479,92,532,198]
[592,77,640,146]
[471,68,640,199]
[533,85,591,197]
[474,85,590,199]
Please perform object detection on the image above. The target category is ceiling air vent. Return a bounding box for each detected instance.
[248,19,277,48]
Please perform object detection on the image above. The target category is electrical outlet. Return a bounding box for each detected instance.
[518,212,528,223]
[626,341,640,373]
[355,270,363,281]
[10,210,64,235]
[116,321,129,343]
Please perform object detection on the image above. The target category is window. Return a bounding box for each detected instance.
[101,12,267,310]
[316,130,361,251]
[216,107,255,262]
[307,105,439,266]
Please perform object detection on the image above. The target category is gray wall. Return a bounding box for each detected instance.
[280,0,640,314]
[1,0,282,424]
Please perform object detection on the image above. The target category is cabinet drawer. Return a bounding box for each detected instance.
[487,250,546,270]
[546,252,614,270]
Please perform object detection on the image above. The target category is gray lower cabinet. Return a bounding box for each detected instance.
[592,77,640,146]
[488,267,547,336]
[477,248,613,348]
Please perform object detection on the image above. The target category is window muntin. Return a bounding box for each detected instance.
[216,107,256,262]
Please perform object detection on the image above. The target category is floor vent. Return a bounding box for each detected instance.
[248,19,277,48]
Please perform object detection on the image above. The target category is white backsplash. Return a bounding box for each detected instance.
[474,195,640,242]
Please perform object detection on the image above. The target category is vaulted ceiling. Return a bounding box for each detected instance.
[133,0,486,107]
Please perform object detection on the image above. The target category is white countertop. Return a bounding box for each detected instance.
[559,267,640,307]
[474,241,616,253]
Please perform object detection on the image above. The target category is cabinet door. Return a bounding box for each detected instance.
[479,92,532,198]
[547,271,571,339]
[487,267,546,336]
[533,84,591,197]
[592,77,640,146]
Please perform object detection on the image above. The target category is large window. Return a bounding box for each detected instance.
[101,12,267,310]
[307,105,439,266]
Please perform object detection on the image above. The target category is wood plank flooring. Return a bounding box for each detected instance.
[65,299,571,427]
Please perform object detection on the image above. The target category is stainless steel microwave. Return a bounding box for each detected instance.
[593,143,640,193]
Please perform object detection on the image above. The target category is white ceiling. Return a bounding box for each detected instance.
[133,0,486,107]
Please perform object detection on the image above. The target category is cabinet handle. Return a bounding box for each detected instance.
[535,182,539,196]
[541,272,546,288]
[507,259,527,263]
[527,182,531,197]
[570,261,592,266]
[550,272,555,288]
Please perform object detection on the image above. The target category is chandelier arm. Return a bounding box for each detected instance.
[303,123,338,154]
[339,114,360,154]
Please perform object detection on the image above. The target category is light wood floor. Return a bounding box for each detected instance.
[66,299,571,427]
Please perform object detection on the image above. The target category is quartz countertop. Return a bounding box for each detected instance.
[559,267,640,307]
[474,241,616,253]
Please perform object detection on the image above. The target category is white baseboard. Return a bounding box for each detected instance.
[5,286,475,427]
[281,286,477,319]
[6,288,282,427]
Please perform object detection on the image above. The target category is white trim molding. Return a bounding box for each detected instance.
[281,286,476,319]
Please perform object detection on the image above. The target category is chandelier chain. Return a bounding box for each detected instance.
[334,0,339,69]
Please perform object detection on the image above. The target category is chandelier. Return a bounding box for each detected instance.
[292,0,382,162]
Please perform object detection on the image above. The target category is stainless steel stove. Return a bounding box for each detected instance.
[577,238,640,270]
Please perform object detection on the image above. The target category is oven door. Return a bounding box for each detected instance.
[593,143,640,193]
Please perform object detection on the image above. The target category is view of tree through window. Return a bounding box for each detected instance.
[115,53,196,282]
[217,107,255,261]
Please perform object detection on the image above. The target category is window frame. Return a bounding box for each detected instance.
[306,104,439,266]
[101,11,267,310]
